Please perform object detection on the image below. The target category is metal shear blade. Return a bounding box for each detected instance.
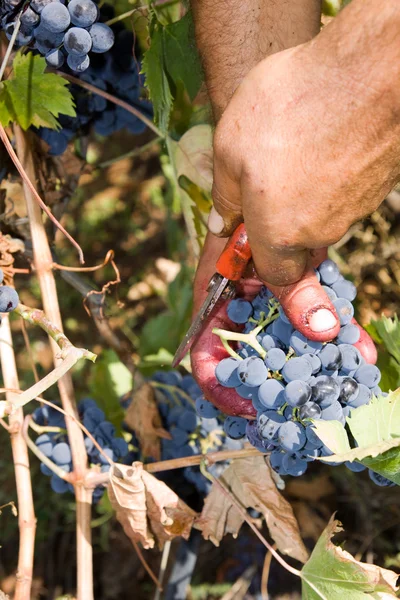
[172,273,229,367]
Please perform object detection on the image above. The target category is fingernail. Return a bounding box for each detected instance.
[308,309,338,332]
[208,206,224,234]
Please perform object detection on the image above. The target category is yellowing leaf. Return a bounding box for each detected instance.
[195,454,309,564]
[0,52,75,130]
[301,517,399,599]
[108,462,197,549]
[313,389,400,484]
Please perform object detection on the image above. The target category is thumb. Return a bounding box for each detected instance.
[268,265,341,342]
[208,154,243,238]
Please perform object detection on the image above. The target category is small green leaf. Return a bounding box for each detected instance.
[163,12,203,101]
[88,350,131,434]
[313,390,400,484]
[142,23,172,133]
[370,314,400,366]
[0,52,75,130]
[301,517,398,599]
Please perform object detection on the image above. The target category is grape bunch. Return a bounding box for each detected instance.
[212,259,393,486]
[122,371,243,497]
[35,30,152,155]
[0,268,20,321]
[1,0,114,73]
[33,398,130,501]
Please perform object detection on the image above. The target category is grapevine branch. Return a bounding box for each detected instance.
[0,125,85,264]
[0,303,95,418]
[14,125,94,600]
[0,316,36,600]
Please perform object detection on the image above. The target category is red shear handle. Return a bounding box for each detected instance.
[216,223,252,281]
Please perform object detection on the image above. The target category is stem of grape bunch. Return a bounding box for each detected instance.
[13,126,94,600]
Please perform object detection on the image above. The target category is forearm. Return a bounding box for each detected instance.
[191,0,322,118]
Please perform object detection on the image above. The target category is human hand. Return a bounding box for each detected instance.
[190,234,377,419]
[208,36,400,290]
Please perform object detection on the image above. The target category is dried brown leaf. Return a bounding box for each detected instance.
[195,455,309,564]
[124,383,171,460]
[108,462,197,550]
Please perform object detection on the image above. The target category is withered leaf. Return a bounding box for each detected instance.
[195,454,309,564]
[124,383,170,461]
[108,462,197,550]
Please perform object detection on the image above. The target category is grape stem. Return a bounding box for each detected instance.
[212,301,279,360]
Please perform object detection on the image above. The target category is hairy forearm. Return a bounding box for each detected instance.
[191,0,322,118]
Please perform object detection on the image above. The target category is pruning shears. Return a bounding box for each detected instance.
[172,223,252,367]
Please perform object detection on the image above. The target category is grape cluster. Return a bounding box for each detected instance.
[213,259,393,486]
[1,0,114,73]
[123,371,243,496]
[33,398,129,501]
[0,268,19,321]
[35,29,152,155]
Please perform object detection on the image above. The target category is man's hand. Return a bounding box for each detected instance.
[208,1,400,288]
[190,234,377,419]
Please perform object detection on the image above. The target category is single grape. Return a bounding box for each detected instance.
[269,450,285,474]
[354,364,381,388]
[31,0,58,13]
[261,334,284,352]
[305,426,323,448]
[278,306,291,324]
[215,357,240,387]
[68,0,98,27]
[177,411,198,432]
[303,353,322,374]
[337,376,359,404]
[368,470,395,487]
[170,427,189,447]
[271,318,293,347]
[299,401,322,420]
[41,2,70,32]
[282,453,308,476]
[282,357,312,383]
[237,356,268,387]
[311,375,340,406]
[318,259,340,285]
[67,53,90,72]
[50,474,69,494]
[0,286,19,312]
[284,380,312,407]
[322,285,337,302]
[264,348,286,371]
[227,298,253,324]
[235,384,257,400]
[331,279,357,301]
[52,442,72,465]
[347,383,372,408]
[318,344,343,371]
[339,344,362,373]
[45,48,65,68]
[20,6,40,27]
[333,297,354,326]
[278,421,306,452]
[258,379,285,409]
[290,331,322,355]
[257,411,285,440]
[224,416,247,440]
[40,462,53,476]
[36,434,53,458]
[337,323,360,344]
[320,400,345,425]
[64,27,92,56]
[195,396,220,419]
[89,22,115,53]
[345,461,366,473]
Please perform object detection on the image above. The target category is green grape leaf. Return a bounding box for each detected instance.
[369,315,400,366]
[142,11,203,133]
[301,517,398,599]
[88,350,131,435]
[0,52,75,130]
[142,23,173,134]
[163,12,203,102]
[312,389,400,484]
